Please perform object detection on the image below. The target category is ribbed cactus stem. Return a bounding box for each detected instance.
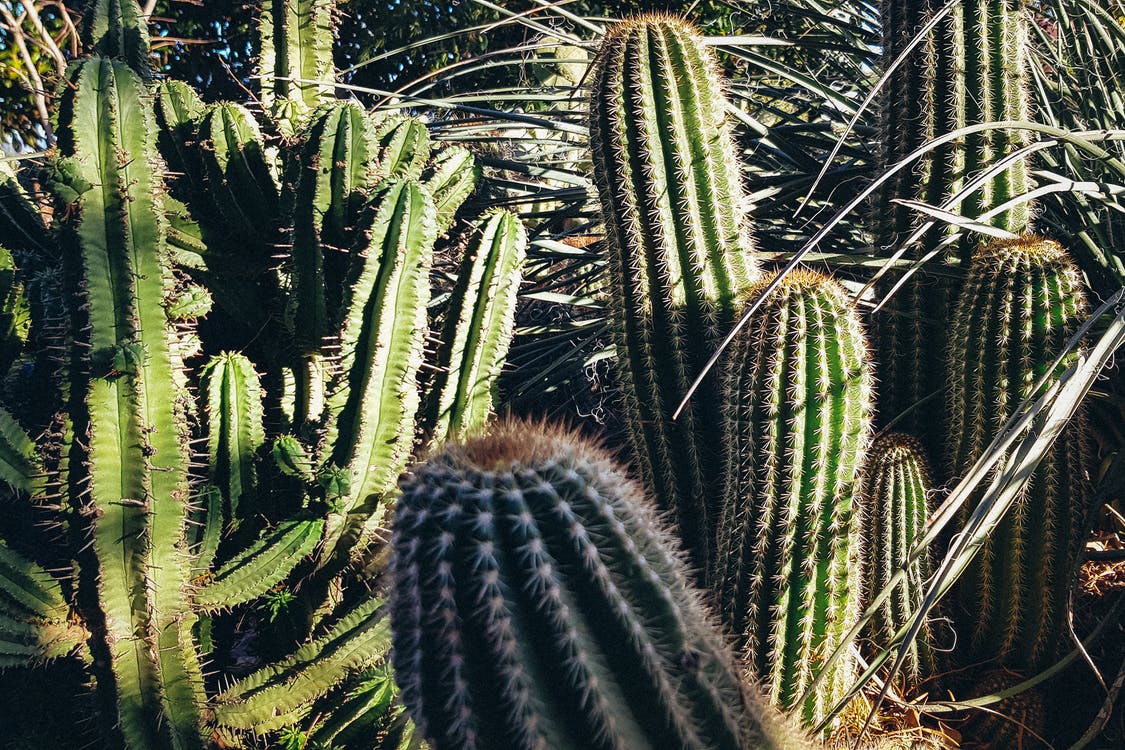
[422,208,526,444]
[589,14,758,567]
[258,0,335,118]
[713,270,873,729]
[873,0,1034,440]
[317,180,437,567]
[946,235,1091,670]
[200,352,265,525]
[81,0,150,75]
[59,56,204,748]
[392,420,805,750]
[859,432,936,684]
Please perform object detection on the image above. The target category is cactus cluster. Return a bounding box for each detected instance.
[588,14,758,568]
[0,0,527,747]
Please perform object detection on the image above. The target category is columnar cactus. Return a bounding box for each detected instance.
[55,54,206,748]
[391,420,806,750]
[873,0,1034,440]
[258,0,335,124]
[946,236,1092,670]
[713,270,873,728]
[421,208,527,444]
[589,14,758,567]
[858,432,936,684]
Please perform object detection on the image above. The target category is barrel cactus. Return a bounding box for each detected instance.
[713,269,873,729]
[946,235,1092,671]
[858,432,937,685]
[391,420,806,750]
[588,14,758,568]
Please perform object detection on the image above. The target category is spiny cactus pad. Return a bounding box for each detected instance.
[713,269,873,728]
[391,420,804,750]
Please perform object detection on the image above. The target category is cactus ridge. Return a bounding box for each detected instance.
[82,0,150,75]
[0,405,40,495]
[946,236,1092,670]
[392,420,804,750]
[59,55,205,748]
[713,269,873,728]
[373,116,432,183]
[214,593,391,732]
[422,208,527,444]
[858,432,936,683]
[589,14,757,567]
[423,145,479,233]
[0,163,51,258]
[0,540,86,667]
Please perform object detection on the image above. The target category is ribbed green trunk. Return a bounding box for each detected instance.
[858,432,936,683]
[258,0,335,121]
[392,421,805,750]
[713,270,872,729]
[59,56,204,749]
[946,236,1091,670]
[874,0,1033,443]
[588,15,757,568]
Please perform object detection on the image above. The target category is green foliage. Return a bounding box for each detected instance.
[946,236,1092,671]
[713,270,873,730]
[588,14,758,568]
[392,420,806,750]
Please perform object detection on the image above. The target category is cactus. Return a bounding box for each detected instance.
[258,0,335,124]
[858,432,937,684]
[0,248,30,380]
[0,539,87,667]
[713,270,873,728]
[391,419,806,750]
[423,145,479,234]
[589,14,758,567]
[56,54,206,748]
[873,0,1034,441]
[960,669,1047,749]
[946,236,1092,670]
[81,0,150,75]
[200,352,265,526]
[421,208,527,444]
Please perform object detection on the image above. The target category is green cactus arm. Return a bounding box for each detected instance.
[422,145,478,233]
[0,613,89,668]
[318,180,437,566]
[258,0,335,118]
[288,103,379,355]
[0,162,51,258]
[306,663,402,748]
[0,247,31,377]
[154,80,205,185]
[373,116,432,182]
[588,15,758,567]
[196,102,281,250]
[62,56,203,748]
[422,208,526,444]
[0,404,39,495]
[190,485,224,575]
[213,594,391,733]
[200,352,265,523]
[81,0,150,75]
[272,433,315,481]
[193,516,324,613]
[0,538,68,621]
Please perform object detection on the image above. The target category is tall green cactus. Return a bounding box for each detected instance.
[589,14,758,567]
[200,352,265,526]
[391,420,806,750]
[946,236,1091,671]
[421,208,527,444]
[873,0,1034,440]
[258,0,335,124]
[713,270,873,728]
[56,54,205,748]
[81,0,150,75]
[858,432,936,684]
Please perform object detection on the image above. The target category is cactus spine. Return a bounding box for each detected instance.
[859,432,936,683]
[391,420,805,750]
[58,55,205,748]
[589,14,757,567]
[713,270,873,728]
[422,208,527,444]
[946,236,1091,670]
[874,0,1034,439]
